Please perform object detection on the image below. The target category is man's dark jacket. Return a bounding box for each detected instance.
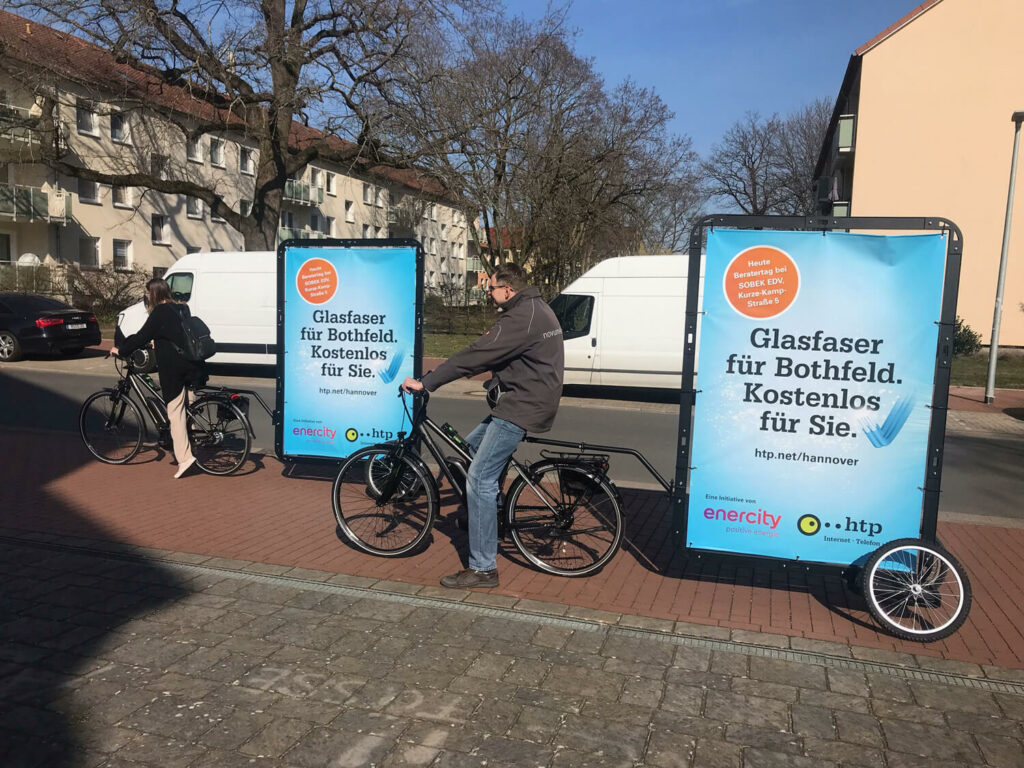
[420,287,564,433]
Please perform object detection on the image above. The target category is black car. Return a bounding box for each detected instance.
[0,292,102,362]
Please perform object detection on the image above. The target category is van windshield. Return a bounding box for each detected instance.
[548,294,594,340]
[167,272,194,302]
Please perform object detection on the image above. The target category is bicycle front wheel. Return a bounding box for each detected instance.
[507,461,624,576]
[863,538,971,642]
[187,397,252,475]
[332,446,437,556]
[79,391,144,464]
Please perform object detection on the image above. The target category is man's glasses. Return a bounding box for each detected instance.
[488,284,507,294]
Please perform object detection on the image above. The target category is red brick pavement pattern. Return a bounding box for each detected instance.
[4,427,1023,669]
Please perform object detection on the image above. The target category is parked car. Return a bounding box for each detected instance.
[0,292,102,362]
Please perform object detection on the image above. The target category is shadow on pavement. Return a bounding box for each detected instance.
[612,487,872,630]
[0,369,186,766]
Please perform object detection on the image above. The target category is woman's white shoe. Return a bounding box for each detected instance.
[174,457,197,479]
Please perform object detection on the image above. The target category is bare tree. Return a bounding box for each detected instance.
[703,99,832,217]
[702,111,784,216]
[776,97,833,215]
[0,0,484,249]
[381,11,702,288]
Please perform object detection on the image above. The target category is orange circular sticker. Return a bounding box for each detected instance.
[723,246,799,319]
[296,258,338,304]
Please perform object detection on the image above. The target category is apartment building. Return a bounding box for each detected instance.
[815,0,1024,345]
[0,11,471,293]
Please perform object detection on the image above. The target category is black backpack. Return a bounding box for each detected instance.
[173,304,216,361]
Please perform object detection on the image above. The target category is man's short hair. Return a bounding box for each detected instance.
[492,262,528,291]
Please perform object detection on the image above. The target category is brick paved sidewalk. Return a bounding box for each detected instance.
[2,535,1023,768]
[3,427,1023,672]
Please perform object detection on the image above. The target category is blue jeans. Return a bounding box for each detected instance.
[463,416,526,571]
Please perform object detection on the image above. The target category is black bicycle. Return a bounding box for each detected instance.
[331,390,627,576]
[79,353,256,475]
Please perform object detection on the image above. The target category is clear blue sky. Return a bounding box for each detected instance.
[513,0,924,156]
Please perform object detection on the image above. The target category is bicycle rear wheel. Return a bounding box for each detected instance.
[79,391,144,464]
[863,538,971,642]
[333,446,437,556]
[506,461,624,576]
[187,396,251,475]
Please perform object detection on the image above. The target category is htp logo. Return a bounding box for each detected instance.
[796,514,883,538]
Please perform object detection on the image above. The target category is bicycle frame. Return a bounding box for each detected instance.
[392,392,617,521]
[107,359,252,441]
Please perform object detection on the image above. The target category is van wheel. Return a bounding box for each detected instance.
[131,346,157,374]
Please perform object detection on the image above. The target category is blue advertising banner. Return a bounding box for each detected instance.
[279,244,419,460]
[688,229,947,564]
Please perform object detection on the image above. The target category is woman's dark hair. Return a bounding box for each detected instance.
[145,277,174,308]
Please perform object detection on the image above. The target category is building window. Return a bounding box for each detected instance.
[325,216,335,236]
[112,239,131,269]
[151,153,168,180]
[186,196,203,219]
[239,147,254,175]
[111,185,131,208]
[310,168,322,189]
[240,199,252,217]
[326,173,336,195]
[345,200,354,223]
[281,210,294,229]
[110,111,130,143]
[375,188,385,208]
[151,214,169,244]
[430,203,437,221]
[185,245,201,254]
[377,226,386,238]
[78,237,100,267]
[187,136,202,163]
[440,223,447,239]
[210,137,225,168]
[76,99,97,135]
[362,223,370,238]
[210,204,226,223]
[78,178,100,204]
[310,211,321,232]
[362,183,372,205]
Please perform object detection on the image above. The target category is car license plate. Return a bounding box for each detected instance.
[67,323,87,330]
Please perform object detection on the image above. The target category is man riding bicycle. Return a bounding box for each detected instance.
[402,263,564,588]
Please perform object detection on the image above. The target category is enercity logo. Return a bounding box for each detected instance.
[292,426,337,441]
[703,506,781,537]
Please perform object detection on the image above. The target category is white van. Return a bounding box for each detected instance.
[548,255,703,389]
[117,251,276,370]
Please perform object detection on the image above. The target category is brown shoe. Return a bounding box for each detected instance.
[440,568,499,589]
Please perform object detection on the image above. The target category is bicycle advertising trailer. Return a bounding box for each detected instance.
[673,215,971,641]
[274,239,424,463]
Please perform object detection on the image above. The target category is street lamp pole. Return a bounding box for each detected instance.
[984,111,1024,404]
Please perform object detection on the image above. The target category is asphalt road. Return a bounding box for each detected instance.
[2,349,1023,522]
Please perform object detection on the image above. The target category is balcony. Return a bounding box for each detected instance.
[0,184,70,224]
[0,103,41,145]
[837,114,855,154]
[278,227,326,241]
[283,180,324,206]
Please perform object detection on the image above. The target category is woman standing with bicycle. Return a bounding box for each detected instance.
[110,278,207,479]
